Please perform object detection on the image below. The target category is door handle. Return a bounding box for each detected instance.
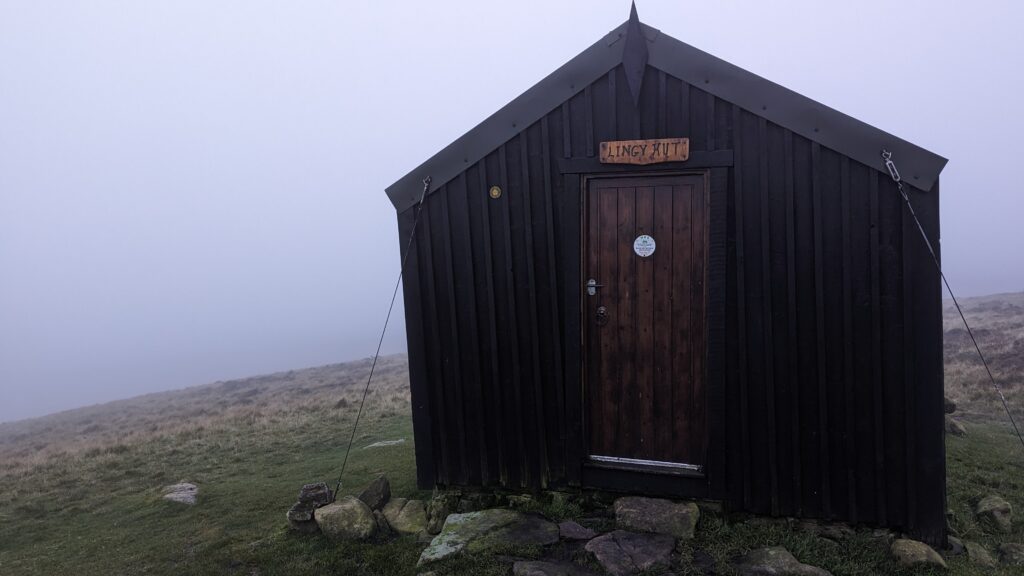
[586,278,604,296]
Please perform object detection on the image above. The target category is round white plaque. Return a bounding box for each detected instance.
[633,234,656,257]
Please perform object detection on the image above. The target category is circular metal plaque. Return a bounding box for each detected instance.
[633,234,656,257]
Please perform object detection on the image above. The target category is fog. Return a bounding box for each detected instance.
[1,1,1022,423]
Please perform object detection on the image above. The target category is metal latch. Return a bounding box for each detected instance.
[586,278,604,296]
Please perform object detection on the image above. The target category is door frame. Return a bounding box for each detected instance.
[579,169,711,479]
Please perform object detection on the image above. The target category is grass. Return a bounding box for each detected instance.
[943,292,1024,423]
[2,293,1024,574]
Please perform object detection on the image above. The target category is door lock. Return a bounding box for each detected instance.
[586,278,604,296]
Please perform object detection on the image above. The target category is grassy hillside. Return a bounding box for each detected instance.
[944,292,1024,423]
[1,293,1023,575]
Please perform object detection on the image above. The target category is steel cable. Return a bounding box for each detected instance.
[883,150,1024,454]
[332,176,431,499]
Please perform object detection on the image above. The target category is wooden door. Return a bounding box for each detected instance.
[584,174,707,471]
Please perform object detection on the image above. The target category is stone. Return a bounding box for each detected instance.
[797,519,855,542]
[584,530,674,576]
[975,494,1013,533]
[945,416,968,437]
[870,528,896,545]
[315,496,377,541]
[945,535,964,556]
[946,510,959,537]
[163,482,198,505]
[457,492,501,513]
[373,510,391,535]
[287,482,333,532]
[363,438,406,449]
[549,491,573,508]
[385,499,427,535]
[287,516,320,534]
[613,496,700,539]
[999,543,1024,565]
[733,546,832,576]
[297,482,333,506]
[508,494,536,509]
[418,509,558,565]
[383,498,408,525]
[287,500,315,523]
[944,396,957,414]
[470,512,559,552]
[426,492,460,535]
[558,520,597,541]
[512,560,600,576]
[357,475,391,511]
[963,540,996,568]
[890,539,947,570]
[287,500,322,533]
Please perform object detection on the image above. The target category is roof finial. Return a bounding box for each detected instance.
[622,1,648,106]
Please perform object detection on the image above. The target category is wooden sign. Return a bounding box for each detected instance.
[599,138,690,165]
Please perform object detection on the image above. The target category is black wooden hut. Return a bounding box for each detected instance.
[385,6,948,544]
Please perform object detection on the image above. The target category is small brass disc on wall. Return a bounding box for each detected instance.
[489,185,502,199]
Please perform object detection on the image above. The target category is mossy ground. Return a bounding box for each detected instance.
[2,343,1023,574]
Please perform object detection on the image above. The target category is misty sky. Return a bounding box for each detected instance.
[2,1,1022,423]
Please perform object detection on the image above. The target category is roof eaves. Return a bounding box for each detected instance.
[647,29,947,191]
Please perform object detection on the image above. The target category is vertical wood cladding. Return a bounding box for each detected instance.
[397,64,944,543]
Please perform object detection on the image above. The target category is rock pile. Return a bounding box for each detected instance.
[411,494,834,576]
[287,484,1021,573]
[286,482,333,533]
[286,475,429,542]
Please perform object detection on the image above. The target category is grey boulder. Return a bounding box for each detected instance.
[297,482,333,506]
[584,530,674,576]
[418,509,558,565]
[357,475,391,511]
[163,482,198,505]
[999,543,1024,566]
[287,481,333,531]
[613,496,700,539]
[513,560,600,576]
[426,492,460,535]
[975,495,1013,533]
[733,546,832,576]
[890,539,947,570]
[944,396,956,414]
[945,416,968,437]
[382,497,428,535]
[558,520,597,541]
[315,496,377,540]
[963,540,997,568]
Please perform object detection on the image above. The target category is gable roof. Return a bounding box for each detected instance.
[385,16,947,212]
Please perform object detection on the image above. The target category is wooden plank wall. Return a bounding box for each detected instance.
[396,64,944,543]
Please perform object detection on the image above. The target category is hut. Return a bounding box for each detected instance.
[385,5,948,544]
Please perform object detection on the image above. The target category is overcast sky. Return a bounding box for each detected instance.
[1,1,1022,423]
